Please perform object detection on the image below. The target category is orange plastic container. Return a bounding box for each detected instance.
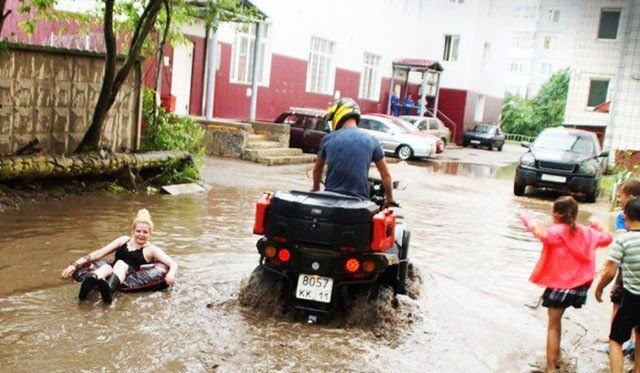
[371,209,396,252]
[253,193,271,235]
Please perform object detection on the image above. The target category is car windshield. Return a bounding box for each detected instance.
[473,124,494,134]
[386,117,415,132]
[400,117,418,124]
[383,121,408,134]
[533,133,595,154]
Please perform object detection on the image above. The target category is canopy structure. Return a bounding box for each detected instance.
[387,58,444,117]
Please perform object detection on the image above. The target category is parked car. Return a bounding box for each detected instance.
[370,114,444,153]
[513,127,608,202]
[462,124,505,151]
[400,115,451,145]
[274,107,328,154]
[358,114,437,160]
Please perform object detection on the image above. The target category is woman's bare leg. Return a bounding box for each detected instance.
[92,264,113,280]
[111,260,129,282]
[546,307,565,372]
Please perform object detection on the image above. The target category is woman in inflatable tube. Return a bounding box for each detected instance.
[60,209,178,304]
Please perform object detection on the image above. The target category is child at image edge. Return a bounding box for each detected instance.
[596,197,640,373]
[519,196,613,372]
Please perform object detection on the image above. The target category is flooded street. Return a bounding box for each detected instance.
[0,145,619,372]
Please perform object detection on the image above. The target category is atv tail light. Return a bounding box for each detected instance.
[278,248,291,262]
[362,260,376,273]
[264,245,277,258]
[345,258,360,273]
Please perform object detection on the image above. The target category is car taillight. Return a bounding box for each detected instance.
[278,248,291,262]
[345,258,360,273]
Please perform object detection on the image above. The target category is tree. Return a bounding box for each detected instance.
[501,68,570,137]
[0,0,10,36]
[19,0,263,153]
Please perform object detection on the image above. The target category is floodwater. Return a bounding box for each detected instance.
[0,152,621,372]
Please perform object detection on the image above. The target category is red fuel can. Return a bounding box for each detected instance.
[371,209,396,252]
[253,193,271,235]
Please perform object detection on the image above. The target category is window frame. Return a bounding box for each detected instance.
[443,34,460,62]
[359,52,382,101]
[229,23,271,87]
[547,9,560,23]
[586,79,610,108]
[306,36,336,95]
[597,8,622,40]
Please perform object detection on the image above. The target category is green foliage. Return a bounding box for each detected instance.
[501,68,570,137]
[141,88,205,184]
[107,181,130,194]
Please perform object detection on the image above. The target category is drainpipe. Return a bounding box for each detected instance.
[249,21,261,121]
[204,27,218,120]
[603,0,634,161]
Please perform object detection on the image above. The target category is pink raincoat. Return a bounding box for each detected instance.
[520,214,613,289]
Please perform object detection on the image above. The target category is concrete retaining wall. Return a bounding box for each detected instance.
[199,118,290,158]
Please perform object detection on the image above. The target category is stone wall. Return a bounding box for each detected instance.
[199,118,290,157]
[0,44,141,155]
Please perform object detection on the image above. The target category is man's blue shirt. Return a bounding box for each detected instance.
[616,211,627,231]
[318,127,383,201]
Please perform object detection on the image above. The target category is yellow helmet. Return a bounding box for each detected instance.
[325,98,361,131]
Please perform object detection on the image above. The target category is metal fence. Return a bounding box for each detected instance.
[505,133,536,143]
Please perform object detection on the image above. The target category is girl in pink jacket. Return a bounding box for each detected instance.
[519,196,612,372]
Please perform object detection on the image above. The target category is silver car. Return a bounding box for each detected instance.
[357,115,437,160]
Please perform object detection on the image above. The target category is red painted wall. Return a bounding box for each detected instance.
[436,88,467,145]
[186,35,205,116]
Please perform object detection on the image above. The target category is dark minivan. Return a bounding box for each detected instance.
[274,108,328,154]
[514,127,608,202]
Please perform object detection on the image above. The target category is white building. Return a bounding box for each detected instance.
[564,0,640,153]
[506,0,581,98]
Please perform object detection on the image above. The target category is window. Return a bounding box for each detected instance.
[359,52,381,100]
[443,35,460,62]
[474,95,485,122]
[230,23,270,85]
[509,59,528,74]
[540,62,552,75]
[306,37,336,94]
[598,9,621,39]
[587,79,609,107]
[429,120,439,130]
[543,36,553,50]
[512,32,534,48]
[547,9,560,23]
[481,42,490,71]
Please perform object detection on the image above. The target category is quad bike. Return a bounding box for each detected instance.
[251,178,410,323]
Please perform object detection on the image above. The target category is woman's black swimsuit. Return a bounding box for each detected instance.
[114,240,150,273]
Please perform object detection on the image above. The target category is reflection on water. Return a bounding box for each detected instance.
[0,158,615,371]
[408,160,517,180]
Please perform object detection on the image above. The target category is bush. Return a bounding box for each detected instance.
[141,88,205,184]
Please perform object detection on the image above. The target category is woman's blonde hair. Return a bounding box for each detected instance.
[132,208,154,231]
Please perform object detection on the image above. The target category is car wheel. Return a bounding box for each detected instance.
[488,142,494,151]
[514,182,526,196]
[498,144,503,151]
[585,188,598,203]
[396,145,413,160]
[462,140,468,147]
[441,137,447,146]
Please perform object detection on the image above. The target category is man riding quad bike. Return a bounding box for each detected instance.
[249,98,411,323]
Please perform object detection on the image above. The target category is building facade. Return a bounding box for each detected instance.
[2,0,514,144]
[505,0,581,98]
[564,0,640,153]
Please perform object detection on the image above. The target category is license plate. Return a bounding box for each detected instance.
[470,140,480,144]
[295,274,333,303]
[541,174,566,183]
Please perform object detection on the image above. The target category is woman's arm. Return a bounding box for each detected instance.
[149,246,178,286]
[60,236,129,278]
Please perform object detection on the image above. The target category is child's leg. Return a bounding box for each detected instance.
[547,307,565,372]
[609,340,624,373]
[633,328,640,373]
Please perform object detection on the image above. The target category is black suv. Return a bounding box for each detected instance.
[514,127,608,202]
[462,124,506,151]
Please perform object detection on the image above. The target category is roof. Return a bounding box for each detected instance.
[393,58,444,72]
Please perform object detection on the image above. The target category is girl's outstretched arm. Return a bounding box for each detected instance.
[590,220,613,247]
[518,211,549,242]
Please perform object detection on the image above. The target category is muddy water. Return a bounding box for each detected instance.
[0,156,618,372]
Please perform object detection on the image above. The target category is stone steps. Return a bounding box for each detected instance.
[247,134,271,142]
[243,147,303,162]
[246,140,283,149]
[256,154,317,166]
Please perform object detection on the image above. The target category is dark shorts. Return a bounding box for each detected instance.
[542,282,591,309]
[611,283,624,305]
[610,289,640,344]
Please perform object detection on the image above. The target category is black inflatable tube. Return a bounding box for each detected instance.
[72,260,169,293]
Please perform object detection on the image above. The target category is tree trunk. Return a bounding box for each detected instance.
[76,0,163,153]
[0,0,11,37]
[0,150,191,181]
[152,0,172,126]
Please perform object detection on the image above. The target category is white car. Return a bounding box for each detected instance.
[357,115,437,160]
[400,115,452,145]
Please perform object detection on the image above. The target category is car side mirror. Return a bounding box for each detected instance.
[521,141,531,148]
[598,151,609,158]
